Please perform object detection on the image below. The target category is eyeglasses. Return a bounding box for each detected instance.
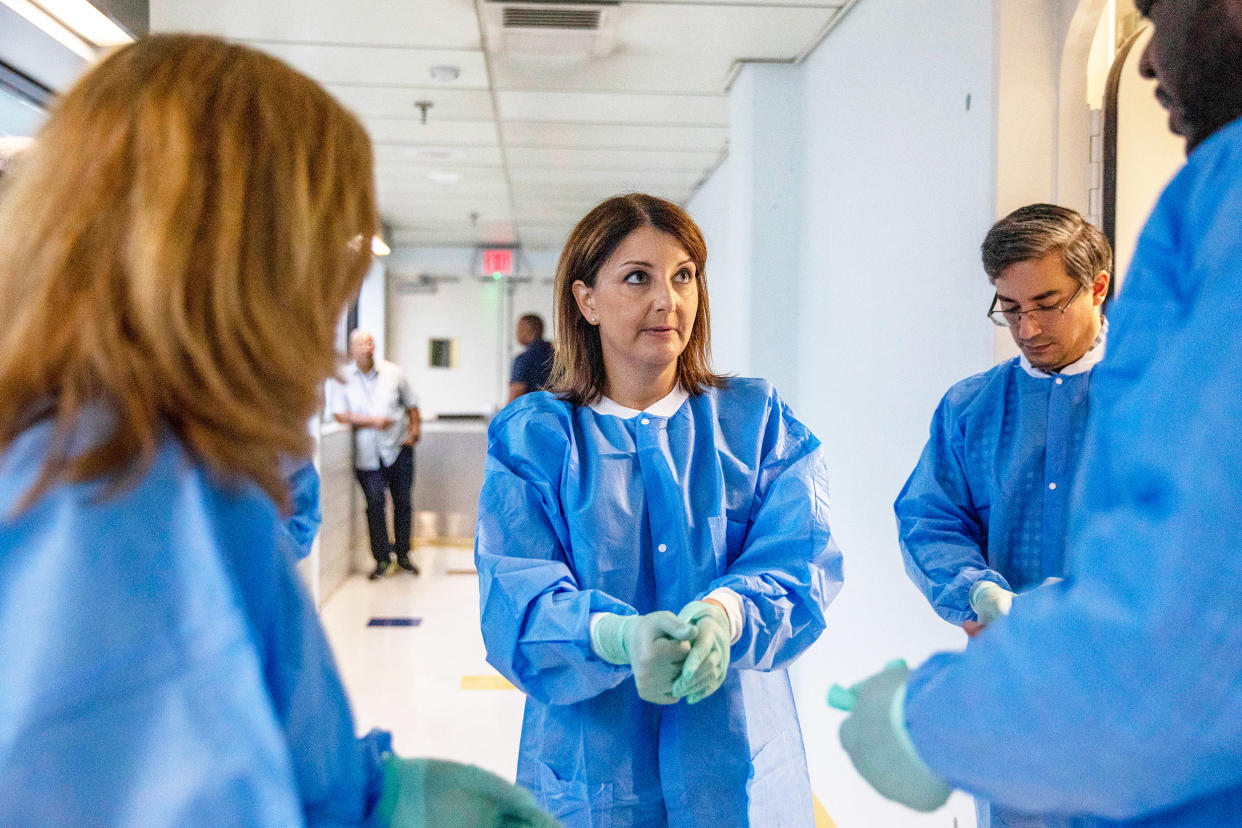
[987,284,1085,328]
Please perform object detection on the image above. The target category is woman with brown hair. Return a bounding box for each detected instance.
[475,193,845,826]
[0,35,554,827]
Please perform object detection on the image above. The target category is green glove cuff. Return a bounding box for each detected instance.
[968,580,995,613]
[590,612,635,665]
[378,756,427,828]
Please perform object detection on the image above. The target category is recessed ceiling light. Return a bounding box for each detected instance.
[429,65,461,82]
[428,171,461,185]
[414,149,459,161]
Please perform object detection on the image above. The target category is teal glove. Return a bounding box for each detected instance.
[671,600,731,703]
[591,610,695,704]
[970,581,1015,625]
[378,757,562,827]
[832,660,952,812]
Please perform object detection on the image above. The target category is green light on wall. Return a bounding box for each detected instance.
[492,271,502,281]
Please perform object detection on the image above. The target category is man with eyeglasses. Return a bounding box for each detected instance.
[892,205,1110,828]
[837,1,1242,824]
[897,204,1110,641]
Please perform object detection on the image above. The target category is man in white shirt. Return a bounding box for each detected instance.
[333,329,421,579]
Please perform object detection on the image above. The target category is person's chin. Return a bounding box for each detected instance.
[1023,346,1058,369]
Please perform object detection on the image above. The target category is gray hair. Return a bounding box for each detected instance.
[981,203,1112,289]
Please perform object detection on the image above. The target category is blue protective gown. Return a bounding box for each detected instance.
[904,115,1242,826]
[895,353,1097,625]
[282,457,323,561]
[0,417,386,826]
[475,378,843,828]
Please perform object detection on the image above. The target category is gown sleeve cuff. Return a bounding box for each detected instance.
[705,587,745,644]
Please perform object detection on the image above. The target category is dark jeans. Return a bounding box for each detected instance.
[355,446,414,564]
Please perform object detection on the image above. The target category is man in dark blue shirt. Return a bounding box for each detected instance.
[507,313,554,403]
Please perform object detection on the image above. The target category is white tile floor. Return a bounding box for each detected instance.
[319,545,525,780]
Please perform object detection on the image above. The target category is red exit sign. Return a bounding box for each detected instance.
[482,248,513,277]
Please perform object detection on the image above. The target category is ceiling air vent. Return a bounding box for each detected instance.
[484,0,620,57]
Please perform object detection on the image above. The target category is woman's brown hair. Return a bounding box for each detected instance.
[548,193,727,406]
[0,34,377,510]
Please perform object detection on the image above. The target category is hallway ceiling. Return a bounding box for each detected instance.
[152,0,850,251]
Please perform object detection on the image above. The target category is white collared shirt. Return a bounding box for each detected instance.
[331,360,418,470]
[588,385,690,418]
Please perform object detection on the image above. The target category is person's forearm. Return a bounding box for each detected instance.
[335,412,375,428]
[406,407,421,442]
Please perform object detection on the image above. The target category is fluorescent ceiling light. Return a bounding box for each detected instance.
[428,171,461,184]
[37,0,133,46]
[371,236,391,256]
[0,0,133,62]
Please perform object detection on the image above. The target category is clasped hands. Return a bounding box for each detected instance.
[591,601,732,705]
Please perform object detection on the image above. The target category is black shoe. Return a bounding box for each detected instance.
[395,554,419,575]
[368,559,393,580]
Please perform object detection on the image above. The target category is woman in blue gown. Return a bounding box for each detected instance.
[476,193,845,827]
[0,34,554,828]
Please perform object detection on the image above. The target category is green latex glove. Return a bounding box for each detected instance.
[671,601,731,703]
[835,660,953,813]
[970,581,1015,626]
[377,757,563,828]
[591,610,695,704]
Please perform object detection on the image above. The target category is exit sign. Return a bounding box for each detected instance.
[482,248,513,277]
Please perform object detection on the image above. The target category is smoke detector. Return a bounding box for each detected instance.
[482,0,620,57]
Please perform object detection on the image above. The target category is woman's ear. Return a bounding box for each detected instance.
[572,280,597,324]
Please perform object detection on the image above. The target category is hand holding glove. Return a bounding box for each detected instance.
[671,600,732,704]
[970,581,1015,626]
[830,660,952,812]
[591,610,695,704]
[378,756,562,827]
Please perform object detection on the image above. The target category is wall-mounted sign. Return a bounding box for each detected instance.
[481,248,513,278]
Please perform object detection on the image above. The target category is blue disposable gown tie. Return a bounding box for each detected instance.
[896,358,1094,625]
[903,115,1242,826]
[0,417,386,826]
[475,378,843,828]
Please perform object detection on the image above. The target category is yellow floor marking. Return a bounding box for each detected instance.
[812,793,837,828]
[460,674,517,690]
[414,537,474,549]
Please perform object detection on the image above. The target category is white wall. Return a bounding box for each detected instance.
[685,0,1003,823]
[789,2,996,825]
[686,155,746,375]
[1112,25,1184,291]
[357,259,388,359]
[386,246,557,419]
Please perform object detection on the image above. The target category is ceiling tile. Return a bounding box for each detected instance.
[151,0,481,50]
[364,118,498,146]
[329,85,495,120]
[246,42,489,88]
[502,121,728,151]
[374,144,504,167]
[506,146,721,170]
[496,90,728,125]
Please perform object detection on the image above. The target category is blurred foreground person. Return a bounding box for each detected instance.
[476,194,843,826]
[836,2,1242,825]
[0,35,556,828]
